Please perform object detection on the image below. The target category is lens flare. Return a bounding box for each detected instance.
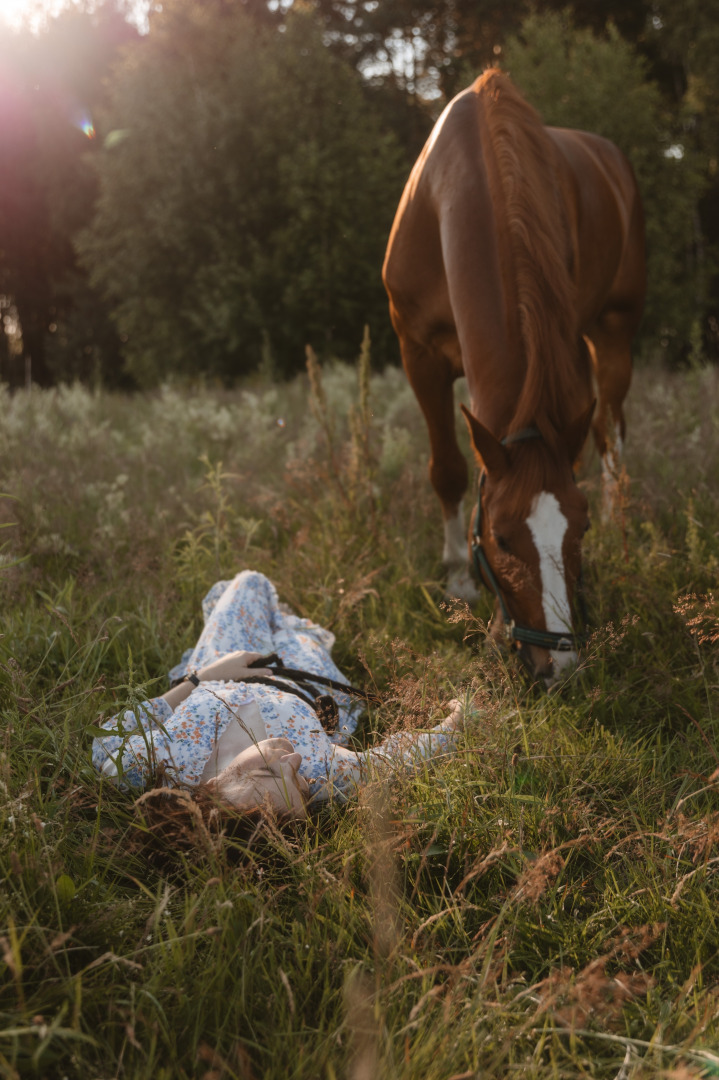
[74,110,95,139]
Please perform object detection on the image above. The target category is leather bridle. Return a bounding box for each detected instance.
[470,427,589,654]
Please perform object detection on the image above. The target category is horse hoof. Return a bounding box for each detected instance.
[445,570,480,604]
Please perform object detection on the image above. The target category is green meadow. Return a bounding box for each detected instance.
[1,357,719,1079]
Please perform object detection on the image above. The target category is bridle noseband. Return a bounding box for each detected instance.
[470,427,589,655]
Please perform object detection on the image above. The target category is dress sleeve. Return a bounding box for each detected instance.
[365,718,458,778]
[91,697,173,780]
[311,717,459,802]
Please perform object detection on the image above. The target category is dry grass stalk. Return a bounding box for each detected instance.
[347,325,374,503]
[510,848,565,904]
[674,593,719,645]
[344,970,379,1080]
[361,782,401,960]
[529,923,663,1029]
[305,344,349,504]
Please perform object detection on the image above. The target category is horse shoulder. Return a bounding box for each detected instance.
[383,89,489,347]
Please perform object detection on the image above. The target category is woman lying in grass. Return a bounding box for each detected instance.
[92,571,463,820]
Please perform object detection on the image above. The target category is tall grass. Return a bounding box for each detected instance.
[0,361,718,1078]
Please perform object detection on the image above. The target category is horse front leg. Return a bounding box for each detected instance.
[434,459,478,603]
[401,337,478,601]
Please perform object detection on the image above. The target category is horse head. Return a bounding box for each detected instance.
[461,402,595,686]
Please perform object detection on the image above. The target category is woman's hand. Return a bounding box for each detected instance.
[161,651,273,711]
[197,651,272,683]
[435,699,465,732]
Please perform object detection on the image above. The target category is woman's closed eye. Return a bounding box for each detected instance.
[252,767,281,780]
[255,764,297,783]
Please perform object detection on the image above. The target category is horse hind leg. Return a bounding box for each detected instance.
[584,319,633,520]
[401,337,478,602]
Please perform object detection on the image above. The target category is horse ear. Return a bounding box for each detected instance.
[460,404,509,476]
[562,399,596,464]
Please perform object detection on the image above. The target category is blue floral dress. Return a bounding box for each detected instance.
[92,571,455,801]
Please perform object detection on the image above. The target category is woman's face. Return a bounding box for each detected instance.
[208,738,309,818]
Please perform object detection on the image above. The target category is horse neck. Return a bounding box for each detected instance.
[474,70,582,443]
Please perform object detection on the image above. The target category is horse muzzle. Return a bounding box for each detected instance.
[525,642,578,688]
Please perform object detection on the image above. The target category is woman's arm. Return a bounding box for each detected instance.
[161,650,272,711]
[316,700,465,800]
[366,699,464,769]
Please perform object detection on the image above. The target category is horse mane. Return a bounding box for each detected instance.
[476,69,580,444]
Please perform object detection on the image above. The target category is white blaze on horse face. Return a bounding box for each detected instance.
[526,491,577,675]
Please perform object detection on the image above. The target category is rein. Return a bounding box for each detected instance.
[242,653,380,734]
[470,427,589,654]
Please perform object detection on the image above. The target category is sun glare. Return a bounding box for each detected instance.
[0,0,66,31]
[0,0,151,33]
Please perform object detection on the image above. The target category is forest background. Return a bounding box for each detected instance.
[0,0,717,390]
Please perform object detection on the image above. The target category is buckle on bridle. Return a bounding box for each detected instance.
[555,636,573,652]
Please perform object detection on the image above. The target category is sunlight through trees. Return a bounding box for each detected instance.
[1,0,719,384]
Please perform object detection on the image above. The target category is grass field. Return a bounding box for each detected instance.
[1,356,719,1079]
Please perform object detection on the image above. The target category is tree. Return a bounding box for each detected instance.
[78,3,406,385]
[311,0,655,107]
[312,0,527,104]
[0,3,138,385]
[502,10,708,361]
[643,0,719,357]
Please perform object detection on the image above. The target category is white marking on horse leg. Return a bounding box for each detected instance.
[443,506,479,602]
[443,506,467,567]
[526,492,577,677]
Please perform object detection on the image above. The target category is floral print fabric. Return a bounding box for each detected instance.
[92,571,455,800]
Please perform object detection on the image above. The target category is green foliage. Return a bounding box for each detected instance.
[313,0,655,104]
[650,0,719,140]
[0,4,136,386]
[0,492,25,572]
[1,364,719,1074]
[78,4,406,385]
[502,9,708,362]
[646,0,719,359]
[4,0,719,386]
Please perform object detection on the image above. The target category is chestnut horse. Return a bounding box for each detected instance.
[383,70,645,683]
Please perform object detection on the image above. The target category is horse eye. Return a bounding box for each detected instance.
[494,534,510,553]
